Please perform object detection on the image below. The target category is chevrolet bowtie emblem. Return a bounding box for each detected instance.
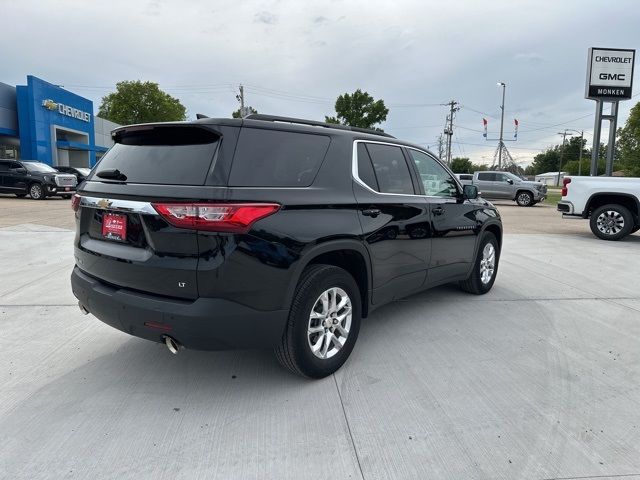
[97,199,112,209]
[42,99,58,111]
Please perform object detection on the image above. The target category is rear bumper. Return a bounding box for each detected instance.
[71,266,288,351]
[557,201,574,214]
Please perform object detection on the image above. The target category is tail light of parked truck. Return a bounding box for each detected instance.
[152,203,280,233]
[561,177,571,197]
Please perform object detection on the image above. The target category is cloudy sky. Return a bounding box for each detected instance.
[2,0,638,166]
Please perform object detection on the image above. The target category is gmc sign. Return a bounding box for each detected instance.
[586,47,635,100]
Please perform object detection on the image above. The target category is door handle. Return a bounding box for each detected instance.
[432,206,445,216]
[362,208,381,218]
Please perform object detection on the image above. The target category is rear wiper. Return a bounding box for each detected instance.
[96,168,127,181]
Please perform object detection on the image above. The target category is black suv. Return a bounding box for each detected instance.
[71,115,502,378]
[0,160,78,199]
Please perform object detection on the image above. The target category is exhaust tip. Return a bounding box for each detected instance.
[163,335,182,355]
[78,302,89,315]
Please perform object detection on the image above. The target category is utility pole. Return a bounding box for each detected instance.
[443,100,459,166]
[557,130,568,187]
[497,82,506,170]
[437,134,444,160]
[577,130,584,176]
[236,84,246,117]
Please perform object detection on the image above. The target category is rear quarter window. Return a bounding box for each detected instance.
[228,128,331,187]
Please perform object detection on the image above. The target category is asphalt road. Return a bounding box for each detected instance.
[1,196,639,479]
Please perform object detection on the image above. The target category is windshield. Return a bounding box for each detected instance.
[23,162,58,173]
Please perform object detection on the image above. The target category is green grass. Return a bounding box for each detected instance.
[543,187,562,205]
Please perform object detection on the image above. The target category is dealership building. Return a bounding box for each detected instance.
[0,75,119,167]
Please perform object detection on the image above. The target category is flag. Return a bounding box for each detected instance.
[482,118,488,138]
[514,119,519,139]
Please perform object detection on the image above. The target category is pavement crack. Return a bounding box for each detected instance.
[333,374,366,480]
[540,473,640,480]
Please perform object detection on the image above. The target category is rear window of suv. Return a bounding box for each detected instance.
[95,126,220,185]
[228,128,331,187]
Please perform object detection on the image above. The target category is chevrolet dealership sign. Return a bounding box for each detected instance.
[41,99,91,122]
[585,47,635,100]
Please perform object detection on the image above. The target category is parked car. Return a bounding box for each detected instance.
[71,114,503,378]
[557,176,640,240]
[458,171,547,206]
[55,166,92,184]
[0,159,77,199]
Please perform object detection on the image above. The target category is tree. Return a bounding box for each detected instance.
[618,101,640,176]
[450,157,473,173]
[325,89,388,131]
[98,81,187,125]
[232,106,258,118]
[471,163,489,172]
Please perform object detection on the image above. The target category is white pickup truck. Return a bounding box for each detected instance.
[557,176,640,240]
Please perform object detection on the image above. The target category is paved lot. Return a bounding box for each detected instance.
[0,194,598,235]
[1,196,640,479]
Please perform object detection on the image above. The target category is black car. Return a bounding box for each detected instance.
[0,160,78,199]
[71,115,502,378]
[55,166,92,184]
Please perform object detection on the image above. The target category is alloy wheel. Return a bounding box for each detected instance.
[479,243,495,285]
[307,287,352,360]
[596,210,625,236]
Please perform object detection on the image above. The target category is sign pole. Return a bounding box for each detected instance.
[605,102,619,176]
[584,47,635,176]
[590,100,603,176]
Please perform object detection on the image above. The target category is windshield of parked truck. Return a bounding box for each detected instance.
[23,162,58,173]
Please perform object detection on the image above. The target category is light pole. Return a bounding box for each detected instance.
[563,129,584,176]
[556,130,574,186]
[497,82,506,170]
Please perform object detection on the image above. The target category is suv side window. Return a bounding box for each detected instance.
[407,149,459,198]
[477,172,495,181]
[365,143,415,195]
[0,161,10,172]
[356,143,379,191]
[496,173,509,182]
[229,128,331,187]
[9,162,22,171]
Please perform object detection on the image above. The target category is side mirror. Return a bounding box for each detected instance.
[506,178,514,185]
[463,184,479,200]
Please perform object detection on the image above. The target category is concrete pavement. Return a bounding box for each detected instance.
[1,217,640,479]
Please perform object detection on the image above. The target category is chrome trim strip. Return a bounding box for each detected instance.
[79,196,158,215]
[351,139,462,199]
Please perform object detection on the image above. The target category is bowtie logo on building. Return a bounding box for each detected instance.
[42,99,58,111]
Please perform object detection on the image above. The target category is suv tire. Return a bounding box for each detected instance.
[275,264,361,378]
[590,204,633,240]
[516,191,533,207]
[29,183,45,200]
[459,232,499,295]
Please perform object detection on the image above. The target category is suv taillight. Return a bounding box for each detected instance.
[71,194,81,212]
[152,203,280,233]
[561,177,571,197]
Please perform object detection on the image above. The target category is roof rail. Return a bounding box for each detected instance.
[244,114,395,138]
